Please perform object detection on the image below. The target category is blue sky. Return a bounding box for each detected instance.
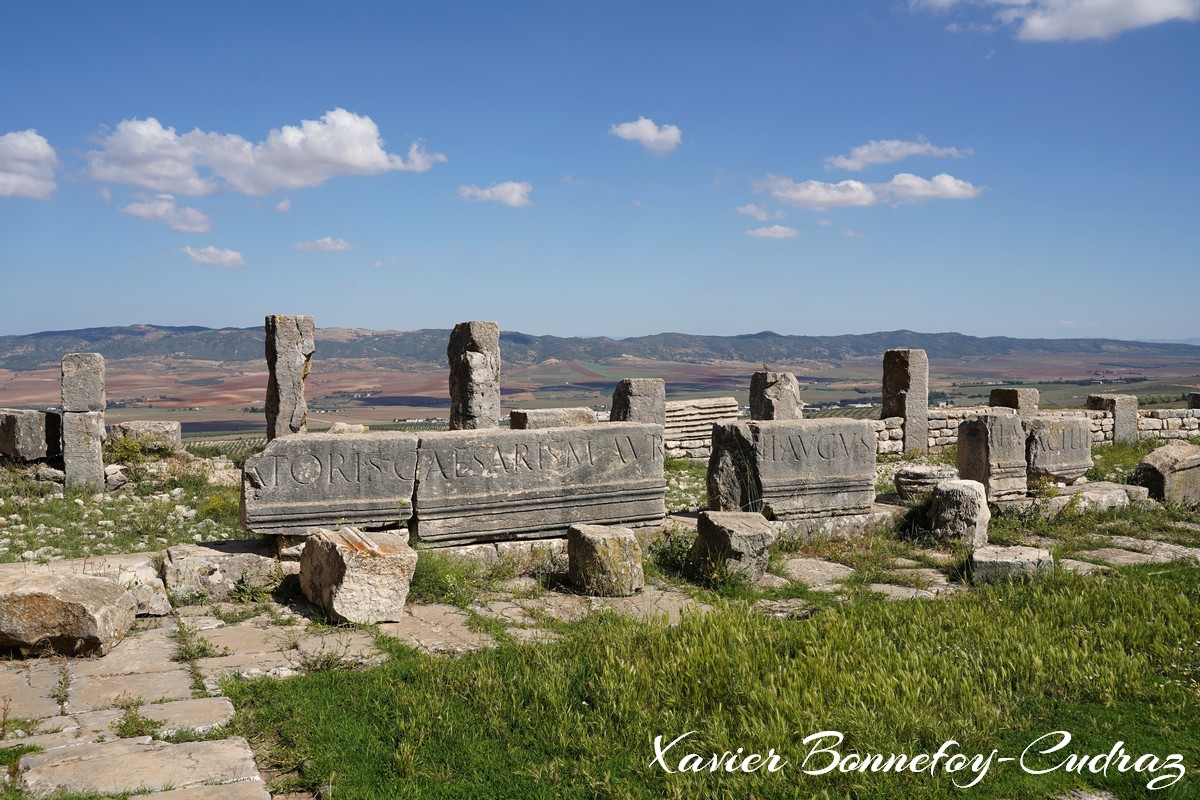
[2,1,1197,340]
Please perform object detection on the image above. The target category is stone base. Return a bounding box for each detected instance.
[993,482,1155,518]
[971,545,1053,583]
[425,537,570,575]
[772,504,904,543]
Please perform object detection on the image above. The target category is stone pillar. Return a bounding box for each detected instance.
[265,315,315,441]
[1188,393,1200,410]
[957,409,1027,500]
[749,371,803,421]
[990,388,1039,426]
[448,321,500,430]
[60,353,106,490]
[1086,394,1139,444]
[609,378,665,425]
[881,349,928,455]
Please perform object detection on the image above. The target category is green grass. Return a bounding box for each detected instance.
[664,458,707,512]
[225,564,1200,799]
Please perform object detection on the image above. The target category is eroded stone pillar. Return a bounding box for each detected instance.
[882,349,928,455]
[60,353,105,489]
[749,371,803,421]
[448,321,500,430]
[265,315,315,441]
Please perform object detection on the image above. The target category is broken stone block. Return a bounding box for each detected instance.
[0,573,136,657]
[1086,394,1139,444]
[1133,443,1200,504]
[163,541,287,603]
[957,409,1027,500]
[300,528,418,624]
[567,524,644,597]
[970,545,1053,583]
[448,320,501,430]
[509,408,597,429]
[609,378,666,425]
[108,420,183,451]
[0,408,60,462]
[894,464,958,502]
[61,353,106,413]
[327,422,369,434]
[882,349,928,454]
[929,479,989,548]
[690,510,777,582]
[989,388,1039,425]
[749,371,803,421]
[1026,416,1093,485]
[265,314,315,440]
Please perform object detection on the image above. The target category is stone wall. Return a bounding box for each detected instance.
[1138,409,1200,440]
[663,397,740,460]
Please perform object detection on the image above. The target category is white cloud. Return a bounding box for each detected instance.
[745,225,800,239]
[825,136,972,171]
[181,245,244,267]
[121,194,212,233]
[99,187,112,203]
[736,203,770,221]
[86,109,445,196]
[296,236,353,252]
[759,174,879,211]
[0,130,59,200]
[275,196,291,214]
[609,116,682,154]
[458,181,533,207]
[911,0,1200,41]
[883,172,983,201]
[842,229,866,238]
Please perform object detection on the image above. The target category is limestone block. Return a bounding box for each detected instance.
[690,510,777,582]
[0,573,136,656]
[609,378,666,425]
[882,349,928,455]
[894,464,959,502]
[989,388,1039,424]
[567,524,644,597]
[1086,394,1139,444]
[0,408,60,462]
[327,422,369,434]
[448,320,500,430]
[300,528,418,624]
[708,419,876,519]
[1133,443,1200,504]
[749,371,803,421]
[62,411,105,490]
[510,408,597,429]
[1026,416,1092,484]
[264,314,315,440]
[957,410,1027,500]
[970,545,1052,583]
[61,353,105,413]
[929,479,989,548]
[163,541,286,603]
[108,420,182,451]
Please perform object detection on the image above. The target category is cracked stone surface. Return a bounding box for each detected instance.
[779,557,855,591]
[1074,547,1171,566]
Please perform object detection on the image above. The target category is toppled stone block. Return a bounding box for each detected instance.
[1026,416,1092,484]
[567,524,644,597]
[610,378,666,425]
[929,479,989,548]
[62,411,106,490]
[1133,443,1200,504]
[108,420,183,451]
[61,353,106,413]
[300,528,418,624]
[0,553,170,617]
[749,371,803,421]
[0,408,61,462]
[265,314,315,440]
[971,545,1053,583]
[882,349,928,454]
[448,320,501,430]
[989,388,1039,425]
[327,422,369,434]
[957,409,1027,500]
[163,541,288,603]
[691,510,777,582]
[240,432,419,540]
[894,464,958,502]
[1044,482,1129,515]
[1086,394,1139,443]
[510,408,597,429]
[708,419,876,520]
[0,573,136,656]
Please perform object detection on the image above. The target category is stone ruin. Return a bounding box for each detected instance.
[265,314,315,441]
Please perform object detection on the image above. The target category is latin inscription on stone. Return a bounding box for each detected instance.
[411,423,666,545]
[957,410,1027,500]
[241,432,419,537]
[1026,417,1092,484]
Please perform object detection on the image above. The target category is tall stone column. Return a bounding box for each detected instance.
[448,321,501,430]
[265,315,315,441]
[609,378,665,425]
[881,349,928,455]
[749,371,803,420]
[60,353,106,489]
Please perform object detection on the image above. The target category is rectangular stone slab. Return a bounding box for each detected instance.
[708,419,876,520]
[240,432,419,537]
[411,423,665,546]
[1026,416,1092,483]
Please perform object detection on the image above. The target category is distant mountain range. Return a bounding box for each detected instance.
[1,324,1199,372]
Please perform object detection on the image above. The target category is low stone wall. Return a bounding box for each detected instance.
[1139,409,1200,440]
[871,417,905,455]
[663,397,739,460]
